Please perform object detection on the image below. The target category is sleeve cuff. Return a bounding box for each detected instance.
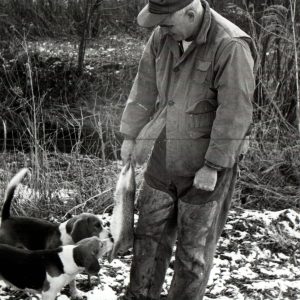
[204,160,224,171]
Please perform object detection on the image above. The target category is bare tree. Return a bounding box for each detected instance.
[77,0,104,75]
[289,0,300,133]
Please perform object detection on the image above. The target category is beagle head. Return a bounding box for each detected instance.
[73,236,113,276]
[66,213,111,243]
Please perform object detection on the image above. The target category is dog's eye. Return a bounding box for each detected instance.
[95,222,102,229]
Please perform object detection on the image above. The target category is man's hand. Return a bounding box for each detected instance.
[193,165,218,191]
[121,139,135,164]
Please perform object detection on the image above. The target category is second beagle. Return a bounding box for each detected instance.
[0,236,112,300]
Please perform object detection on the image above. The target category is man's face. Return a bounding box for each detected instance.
[159,9,196,41]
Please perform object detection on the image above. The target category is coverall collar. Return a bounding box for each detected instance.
[194,0,212,45]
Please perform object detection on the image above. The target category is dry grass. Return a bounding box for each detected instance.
[0,152,120,220]
[0,2,300,218]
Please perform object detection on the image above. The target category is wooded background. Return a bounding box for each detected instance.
[0,0,300,212]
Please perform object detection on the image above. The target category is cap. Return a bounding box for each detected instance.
[137,0,194,28]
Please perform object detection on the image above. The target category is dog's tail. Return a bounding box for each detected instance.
[2,168,30,221]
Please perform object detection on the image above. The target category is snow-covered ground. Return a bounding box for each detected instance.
[2,207,299,300]
[96,208,300,300]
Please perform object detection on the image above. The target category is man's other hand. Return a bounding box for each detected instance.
[121,139,136,164]
[193,166,217,191]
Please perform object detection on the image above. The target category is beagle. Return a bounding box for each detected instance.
[0,236,112,300]
[0,168,113,298]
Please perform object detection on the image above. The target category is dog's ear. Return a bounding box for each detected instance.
[70,218,90,243]
[74,238,101,275]
[84,253,100,275]
[83,238,102,275]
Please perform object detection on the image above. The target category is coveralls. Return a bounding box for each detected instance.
[120,1,256,299]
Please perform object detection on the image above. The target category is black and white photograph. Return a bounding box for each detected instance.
[0,0,299,299]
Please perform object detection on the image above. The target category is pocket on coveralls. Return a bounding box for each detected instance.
[185,99,216,139]
[186,60,216,138]
[195,60,211,82]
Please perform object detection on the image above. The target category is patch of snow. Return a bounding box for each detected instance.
[15,184,39,203]
[86,285,117,300]
[51,188,77,202]
[232,264,258,280]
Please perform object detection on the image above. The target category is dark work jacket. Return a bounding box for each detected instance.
[120,0,256,177]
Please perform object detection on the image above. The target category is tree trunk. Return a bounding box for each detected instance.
[77,0,104,75]
[289,0,300,133]
[77,0,90,75]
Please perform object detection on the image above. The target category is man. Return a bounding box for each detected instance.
[120,0,256,299]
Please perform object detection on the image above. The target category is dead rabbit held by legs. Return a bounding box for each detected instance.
[109,160,136,262]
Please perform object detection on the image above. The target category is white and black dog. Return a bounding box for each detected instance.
[0,168,113,299]
[0,236,112,300]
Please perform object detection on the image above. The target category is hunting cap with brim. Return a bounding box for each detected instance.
[137,0,194,28]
